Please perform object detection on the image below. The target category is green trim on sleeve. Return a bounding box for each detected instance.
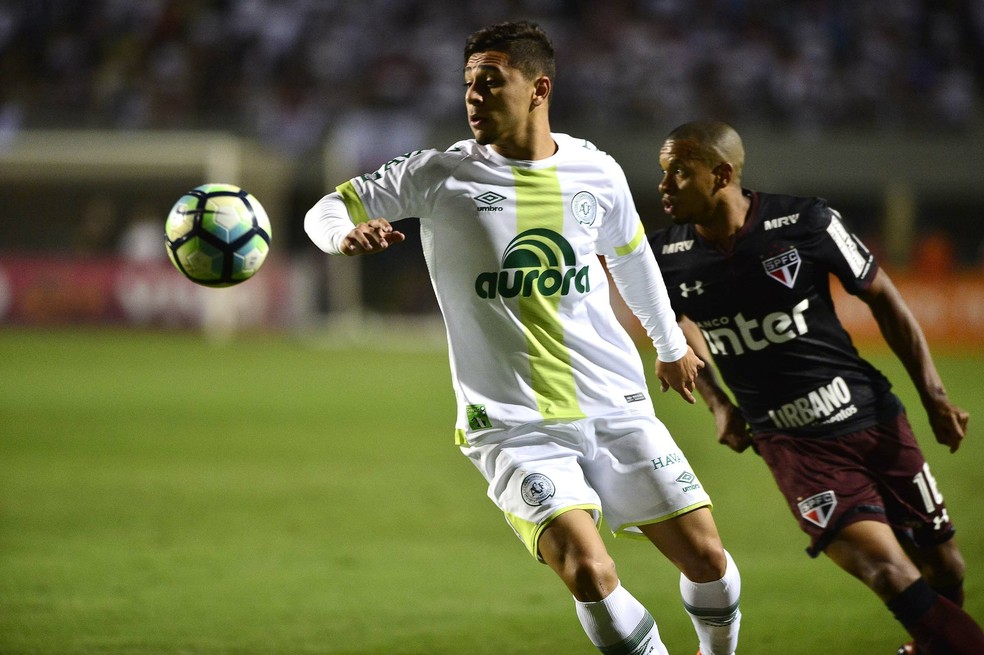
[614,222,646,256]
[335,180,368,223]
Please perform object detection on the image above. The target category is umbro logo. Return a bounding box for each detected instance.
[475,191,506,212]
[675,471,701,492]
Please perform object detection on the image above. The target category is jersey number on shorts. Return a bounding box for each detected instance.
[913,463,944,512]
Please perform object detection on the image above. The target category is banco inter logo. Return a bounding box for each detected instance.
[475,228,590,299]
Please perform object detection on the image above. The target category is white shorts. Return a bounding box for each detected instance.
[460,411,712,559]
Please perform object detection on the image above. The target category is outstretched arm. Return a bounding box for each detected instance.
[679,318,752,453]
[304,192,405,256]
[857,269,968,452]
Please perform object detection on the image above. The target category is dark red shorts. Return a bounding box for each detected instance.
[755,411,955,557]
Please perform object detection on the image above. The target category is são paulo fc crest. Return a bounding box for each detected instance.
[571,191,597,225]
[521,473,556,506]
[798,490,837,528]
[763,247,801,288]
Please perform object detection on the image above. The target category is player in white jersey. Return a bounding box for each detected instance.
[305,21,741,655]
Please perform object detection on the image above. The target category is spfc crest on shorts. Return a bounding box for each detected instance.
[798,490,837,528]
[763,248,801,288]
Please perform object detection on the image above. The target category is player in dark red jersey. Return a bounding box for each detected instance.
[649,120,983,655]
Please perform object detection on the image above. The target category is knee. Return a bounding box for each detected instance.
[680,547,728,583]
[861,559,921,600]
[561,554,619,602]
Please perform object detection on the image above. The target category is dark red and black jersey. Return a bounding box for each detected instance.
[650,190,901,437]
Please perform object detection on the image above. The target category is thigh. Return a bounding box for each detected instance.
[461,423,603,560]
[756,430,887,557]
[582,412,712,539]
[870,413,955,549]
[639,507,726,582]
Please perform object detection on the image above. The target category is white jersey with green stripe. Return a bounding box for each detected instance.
[334,133,682,440]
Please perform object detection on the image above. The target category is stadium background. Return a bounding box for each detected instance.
[1,2,983,653]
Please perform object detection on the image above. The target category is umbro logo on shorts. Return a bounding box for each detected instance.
[675,471,701,493]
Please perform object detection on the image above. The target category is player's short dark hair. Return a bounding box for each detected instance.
[666,120,745,182]
[463,20,556,82]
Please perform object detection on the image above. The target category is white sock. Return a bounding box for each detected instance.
[575,583,669,655]
[680,549,742,655]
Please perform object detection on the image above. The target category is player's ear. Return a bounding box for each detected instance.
[531,75,551,107]
[714,162,735,189]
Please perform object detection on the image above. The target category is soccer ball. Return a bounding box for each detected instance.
[165,183,272,287]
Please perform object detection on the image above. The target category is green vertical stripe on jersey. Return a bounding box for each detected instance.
[513,167,584,420]
[335,180,368,223]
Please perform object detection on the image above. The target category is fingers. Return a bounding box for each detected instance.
[658,373,697,404]
[937,406,969,453]
[947,415,966,453]
[720,434,742,452]
[721,431,752,453]
[343,219,405,255]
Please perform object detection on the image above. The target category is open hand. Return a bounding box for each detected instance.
[341,219,406,255]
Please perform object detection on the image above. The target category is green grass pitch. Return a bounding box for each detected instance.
[1,328,981,654]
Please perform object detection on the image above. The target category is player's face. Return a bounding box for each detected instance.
[658,139,719,225]
[464,51,539,153]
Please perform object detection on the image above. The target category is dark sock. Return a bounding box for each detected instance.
[887,578,936,626]
[887,579,984,655]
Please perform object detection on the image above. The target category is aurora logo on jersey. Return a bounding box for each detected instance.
[474,228,589,299]
[798,490,837,528]
[762,247,801,288]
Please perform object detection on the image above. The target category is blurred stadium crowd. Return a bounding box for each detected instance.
[1,0,982,157]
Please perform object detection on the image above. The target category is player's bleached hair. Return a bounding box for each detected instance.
[666,120,745,183]
[464,20,556,84]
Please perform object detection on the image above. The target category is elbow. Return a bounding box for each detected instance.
[304,193,349,254]
[303,204,324,249]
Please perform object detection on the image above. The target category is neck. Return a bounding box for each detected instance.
[493,119,556,160]
[695,189,750,246]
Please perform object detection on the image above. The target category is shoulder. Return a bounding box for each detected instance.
[554,133,605,153]
[755,191,832,228]
[649,223,695,257]
[356,146,471,183]
[554,133,620,167]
